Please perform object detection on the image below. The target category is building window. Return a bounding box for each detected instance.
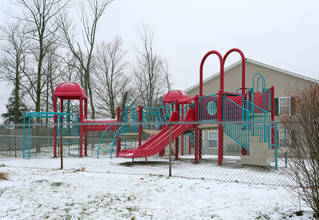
[208,131,218,148]
[279,97,291,115]
[275,97,293,116]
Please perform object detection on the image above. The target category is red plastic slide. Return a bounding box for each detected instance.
[118,109,195,158]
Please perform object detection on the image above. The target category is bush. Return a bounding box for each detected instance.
[281,82,319,218]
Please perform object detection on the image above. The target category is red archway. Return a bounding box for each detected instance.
[223,48,246,95]
[199,50,224,96]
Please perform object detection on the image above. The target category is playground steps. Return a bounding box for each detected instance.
[240,136,275,167]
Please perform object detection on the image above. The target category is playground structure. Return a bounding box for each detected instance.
[23,48,282,168]
[115,48,278,167]
[52,82,121,158]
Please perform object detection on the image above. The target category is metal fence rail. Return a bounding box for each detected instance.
[0,121,292,186]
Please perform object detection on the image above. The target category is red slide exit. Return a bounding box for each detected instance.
[118,109,195,158]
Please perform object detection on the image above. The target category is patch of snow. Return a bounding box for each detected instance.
[0,165,315,219]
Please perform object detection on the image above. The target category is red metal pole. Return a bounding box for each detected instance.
[79,127,83,157]
[138,105,143,146]
[60,99,64,157]
[223,48,246,95]
[116,138,121,157]
[84,131,87,156]
[84,99,87,120]
[181,104,184,156]
[199,130,202,159]
[194,95,199,163]
[270,86,275,147]
[218,89,224,165]
[195,127,199,163]
[117,106,121,122]
[199,50,224,96]
[79,98,83,157]
[117,106,122,156]
[175,100,180,160]
[53,96,57,158]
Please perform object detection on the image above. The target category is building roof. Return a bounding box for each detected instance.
[185,58,317,93]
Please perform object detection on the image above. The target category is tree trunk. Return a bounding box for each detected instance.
[35,43,43,153]
[14,63,20,124]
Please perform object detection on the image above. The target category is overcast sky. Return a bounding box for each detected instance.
[0,0,318,122]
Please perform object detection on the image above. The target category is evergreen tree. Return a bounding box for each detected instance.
[1,90,29,124]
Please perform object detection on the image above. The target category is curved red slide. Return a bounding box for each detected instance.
[118,109,195,158]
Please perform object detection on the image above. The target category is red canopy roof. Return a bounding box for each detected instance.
[53,82,87,99]
[163,90,190,103]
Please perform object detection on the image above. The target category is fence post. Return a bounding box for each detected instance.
[15,139,17,158]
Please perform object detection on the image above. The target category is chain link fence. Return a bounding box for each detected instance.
[0,121,293,186]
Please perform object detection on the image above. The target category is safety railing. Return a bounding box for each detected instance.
[179,103,192,122]
[245,100,271,144]
[142,102,175,129]
[198,94,219,121]
[23,112,80,159]
[223,97,250,153]
[97,124,126,159]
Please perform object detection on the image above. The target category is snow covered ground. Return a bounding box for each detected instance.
[0,158,316,219]
[1,146,292,186]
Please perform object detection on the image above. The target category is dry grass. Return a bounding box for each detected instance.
[0,172,9,180]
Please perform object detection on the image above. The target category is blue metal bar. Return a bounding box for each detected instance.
[28,116,31,159]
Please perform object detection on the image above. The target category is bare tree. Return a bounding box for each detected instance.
[93,37,129,119]
[161,60,172,92]
[281,83,319,218]
[60,53,83,82]
[132,25,171,107]
[12,0,68,152]
[0,22,29,124]
[13,0,68,113]
[60,0,113,118]
[42,45,64,121]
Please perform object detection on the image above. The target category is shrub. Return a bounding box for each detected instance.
[280,82,319,218]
